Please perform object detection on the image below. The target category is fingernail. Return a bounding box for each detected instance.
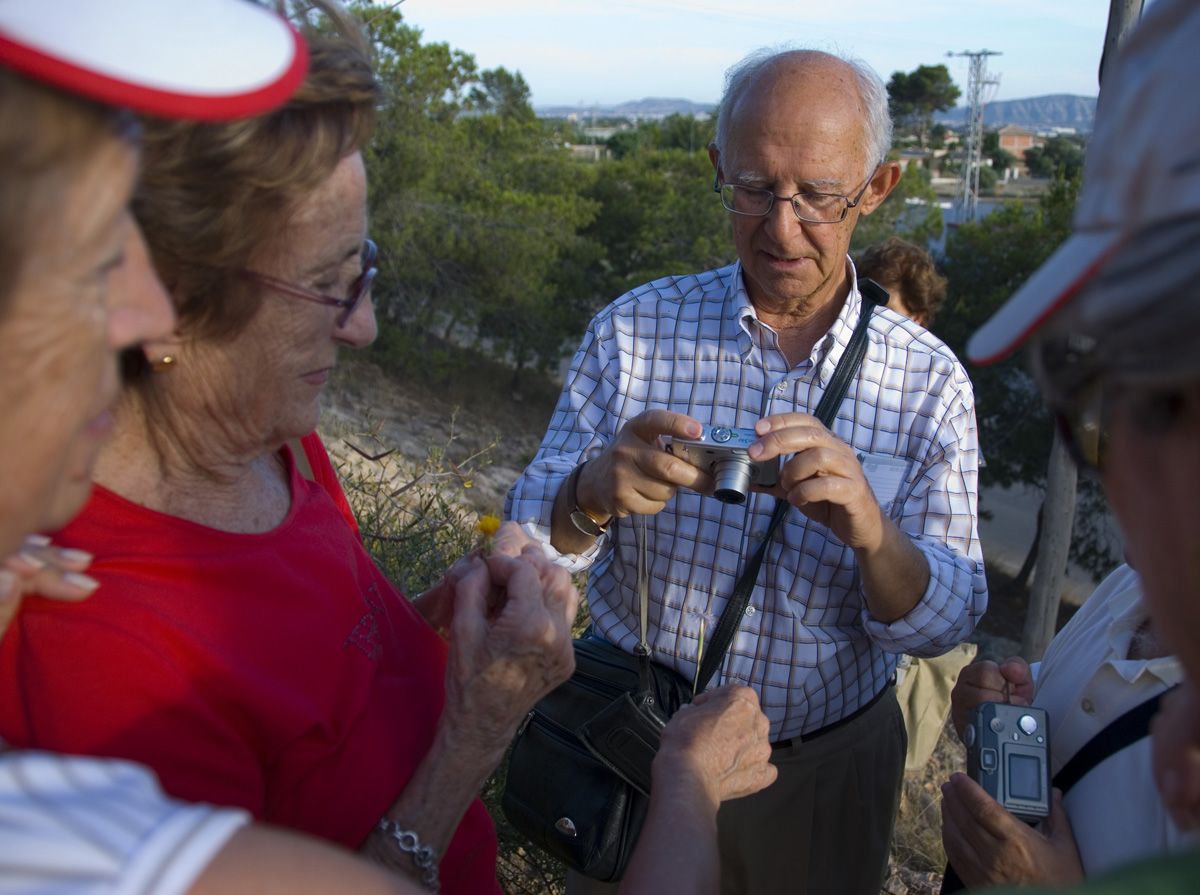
[11,552,46,571]
[0,570,14,601]
[748,443,763,459]
[756,419,771,433]
[24,534,52,547]
[63,573,100,593]
[57,549,93,565]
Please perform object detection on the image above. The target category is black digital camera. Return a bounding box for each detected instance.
[665,425,780,504]
[964,702,1052,822]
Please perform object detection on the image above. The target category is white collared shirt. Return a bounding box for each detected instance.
[1033,564,1196,875]
[506,260,987,740]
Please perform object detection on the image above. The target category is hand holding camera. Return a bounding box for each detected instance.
[951,657,1036,741]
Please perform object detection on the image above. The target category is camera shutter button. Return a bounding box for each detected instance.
[1019,714,1038,735]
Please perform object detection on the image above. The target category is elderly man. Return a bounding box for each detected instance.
[507,48,987,894]
[944,1,1200,891]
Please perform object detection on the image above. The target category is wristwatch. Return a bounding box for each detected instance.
[566,462,610,537]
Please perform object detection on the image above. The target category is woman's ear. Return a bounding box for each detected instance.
[140,332,184,373]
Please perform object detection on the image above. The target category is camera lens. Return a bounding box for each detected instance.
[712,453,753,504]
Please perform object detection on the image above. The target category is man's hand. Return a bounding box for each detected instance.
[748,413,885,551]
[440,540,579,761]
[940,773,1084,887]
[652,685,777,807]
[577,410,713,521]
[1152,680,1200,830]
[950,658,1035,741]
[551,410,712,553]
[748,412,930,623]
[0,535,98,637]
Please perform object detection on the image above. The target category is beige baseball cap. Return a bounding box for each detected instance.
[967,0,1200,365]
[0,0,308,120]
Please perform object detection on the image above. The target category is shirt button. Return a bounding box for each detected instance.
[776,382,787,392]
[1081,698,1096,714]
[745,606,756,617]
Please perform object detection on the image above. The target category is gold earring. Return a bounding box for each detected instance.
[151,354,176,373]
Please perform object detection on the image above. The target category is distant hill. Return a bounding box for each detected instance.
[536,97,715,120]
[935,94,1097,131]
[536,93,1097,132]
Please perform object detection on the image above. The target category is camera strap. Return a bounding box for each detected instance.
[693,287,883,693]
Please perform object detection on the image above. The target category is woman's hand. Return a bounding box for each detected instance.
[0,535,98,637]
[440,525,578,760]
[653,685,777,806]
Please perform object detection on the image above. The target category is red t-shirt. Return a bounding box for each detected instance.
[0,433,500,895]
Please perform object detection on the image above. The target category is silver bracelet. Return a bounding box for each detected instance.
[376,818,440,892]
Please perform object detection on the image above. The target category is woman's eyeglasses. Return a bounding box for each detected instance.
[239,239,377,328]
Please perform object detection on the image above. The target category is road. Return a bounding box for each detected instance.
[977,484,1115,606]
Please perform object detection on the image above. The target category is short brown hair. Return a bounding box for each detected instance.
[0,70,134,314]
[132,1,380,343]
[856,237,947,325]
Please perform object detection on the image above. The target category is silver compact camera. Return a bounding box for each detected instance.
[666,425,779,505]
[964,702,1051,822]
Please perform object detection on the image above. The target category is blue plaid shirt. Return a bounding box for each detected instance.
[506,260,987,741]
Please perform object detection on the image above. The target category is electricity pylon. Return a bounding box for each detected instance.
[948,50,1002,222]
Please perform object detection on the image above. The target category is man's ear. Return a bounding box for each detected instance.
[708,143,721,177]
[858,161,903,216]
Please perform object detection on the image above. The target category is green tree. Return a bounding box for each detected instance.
[850,163,943,254]
[1024,135,1086,179]
[937,175,1117,579]
[887,65,961,148]
[983,130,1018,174]
[579,148,730,301]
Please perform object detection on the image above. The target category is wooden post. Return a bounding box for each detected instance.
[1020,432,1077,660]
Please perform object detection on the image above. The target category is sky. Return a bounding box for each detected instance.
[395,0,1110,109]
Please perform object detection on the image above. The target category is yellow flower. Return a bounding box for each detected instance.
[476,514,501,537]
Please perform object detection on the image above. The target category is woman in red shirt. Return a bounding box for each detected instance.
[0,4,578,893]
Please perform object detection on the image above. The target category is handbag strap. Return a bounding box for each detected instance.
[693,289,882,693]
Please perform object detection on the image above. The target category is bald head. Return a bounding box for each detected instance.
[713,49,891,180]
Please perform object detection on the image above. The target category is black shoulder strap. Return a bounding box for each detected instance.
[694,294,879,692]
[1054,683,1179,795]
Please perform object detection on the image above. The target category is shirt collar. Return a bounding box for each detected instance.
[725,257,865,380]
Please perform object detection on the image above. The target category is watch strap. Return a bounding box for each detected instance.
[567,462,609,536]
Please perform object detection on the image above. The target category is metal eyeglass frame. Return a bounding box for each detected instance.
[713,168,879,224]
[239,238,378,328]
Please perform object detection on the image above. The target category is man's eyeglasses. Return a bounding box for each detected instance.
[240,239,378,328]
[714,168,879,224]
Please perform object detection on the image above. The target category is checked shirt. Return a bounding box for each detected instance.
[505,260,988,741]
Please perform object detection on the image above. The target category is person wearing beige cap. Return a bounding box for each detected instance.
[944,0,1200,891]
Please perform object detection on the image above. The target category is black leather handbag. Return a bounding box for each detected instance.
[501,284,885,882]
